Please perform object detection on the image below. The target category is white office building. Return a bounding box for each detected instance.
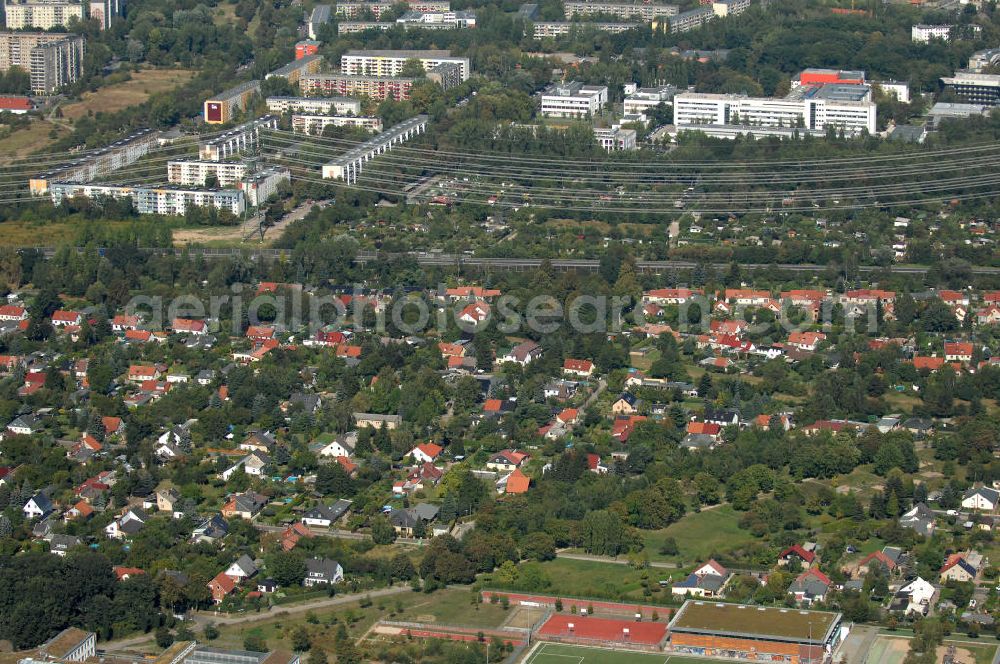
[593,125,637,150]
[674,86,876,138]
[266,96,362,116]
[623,84,677,119]
[540,81,608,118]
[877,80,910,103]
[969,48,1000,73]
[396,9,476,27]
[912,24,952,42]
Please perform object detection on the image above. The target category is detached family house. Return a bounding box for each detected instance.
[410,442,443,464]
[899,503,936,537]
[778,544,816,570]
[304,558,344,586]
[671,560,729,598]
[788,568,831,605]
[302,499,352,528]
[962,486,999,512]
[940,552,980,583]
[890,577,935,616]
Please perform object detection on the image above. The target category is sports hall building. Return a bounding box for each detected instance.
[667,601,846,664]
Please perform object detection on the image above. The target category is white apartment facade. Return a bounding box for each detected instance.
[167,160,249,187]
[238,167,290,207]
[291,114,383,134]
[563,1,677,21]
[3,0,84,30]
[540,81,608,118]
[266,96,361,115]
[912,24,952,42]
[341,49,470,81]
[531,21,639,36]
[49,183,246,216]
[711,0,750,17]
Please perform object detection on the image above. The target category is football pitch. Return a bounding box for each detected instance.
[524,643,733,664]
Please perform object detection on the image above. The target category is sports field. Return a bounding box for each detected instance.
[524,643,736,664]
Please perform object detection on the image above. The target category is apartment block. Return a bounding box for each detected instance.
[265,54,324,85]
[531,21,640,36]
[711,0,749,16]
[337,21,392,33]
[30,128,156,195]
[308,4,332,39]
[49,183,246,216]
[295,40,320,59]
[203,80,260,124]
[3,0,84,30]
[334,0,449,19]
[198,116,279,161]
[563,0,677,21]
[540,81,608,118]
[593,125,636,150]
[299,73,415,100]
[88,0,121,29]
[0,31,84,93]
[322,114,427,182]
[167,160,250,187]
[669,5,713,32]
[912,24,951,42]
[266,96,361,115]
[238,166,290,207]
[341,49,470,80]
[291,114,383,134]
[941,72,1000,106]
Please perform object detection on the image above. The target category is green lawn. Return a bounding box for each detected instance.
[643,506,754,563]
[521,559,668,603]
[526,642,735,664]
[206,587,498,652]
